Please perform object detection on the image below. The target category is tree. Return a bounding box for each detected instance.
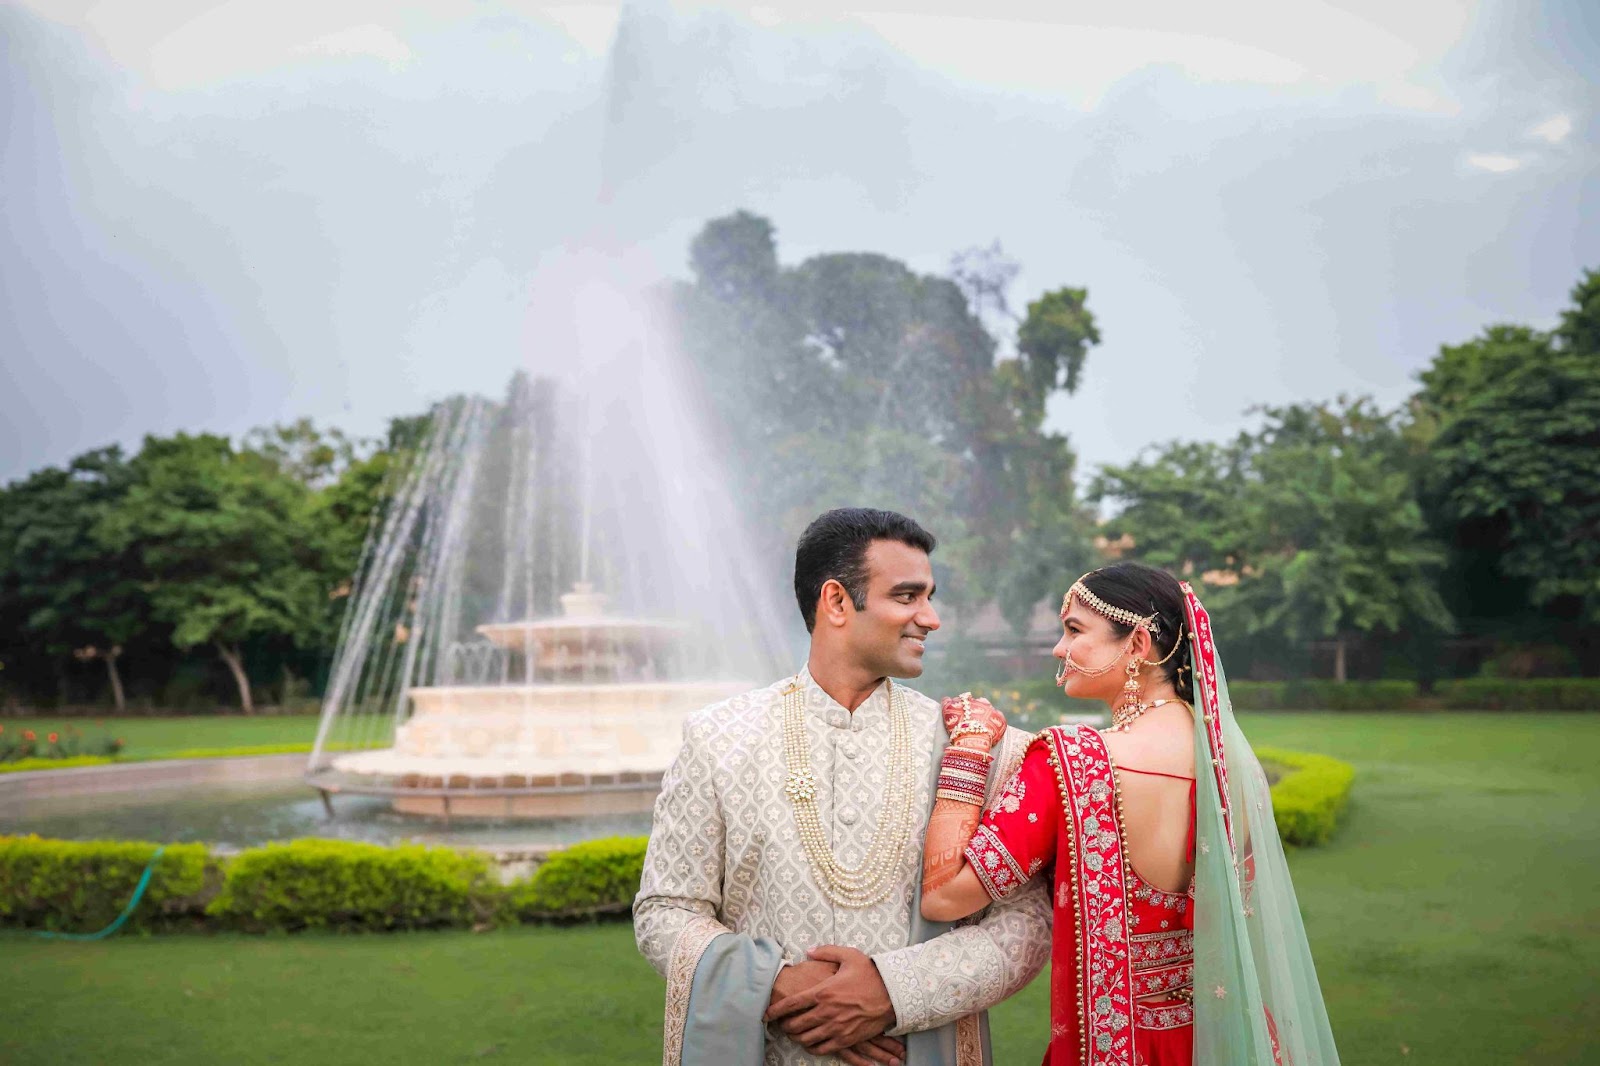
[1414,279,1600,639]
[0,448,145,709]
[100,434,331,712]
[1014,287,1100,421]
[672,211,1103,630]
[243,418,365,489]
[1094,398,1452,680]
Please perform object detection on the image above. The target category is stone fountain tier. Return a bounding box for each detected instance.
[474,617,683,659]
[325,678,750,817]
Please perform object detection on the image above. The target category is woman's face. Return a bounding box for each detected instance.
[1051,601,1131,703]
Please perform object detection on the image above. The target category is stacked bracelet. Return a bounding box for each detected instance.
[936,745,994,805]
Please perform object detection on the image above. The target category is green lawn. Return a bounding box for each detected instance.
[1,714,321,759]
[2,713,1596,1065]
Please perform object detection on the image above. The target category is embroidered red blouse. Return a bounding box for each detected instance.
[962,728,1196,1066]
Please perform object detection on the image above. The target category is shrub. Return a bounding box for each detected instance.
[0,836,213,933]
[508,836,648,920]
[1258,748,1356,846]
[1229,680,1418,711]
[1433,679,1600,711]
[206,839,505,932]
[975,675,1600,713]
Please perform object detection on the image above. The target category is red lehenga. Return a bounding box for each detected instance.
[964,725,1196,1066]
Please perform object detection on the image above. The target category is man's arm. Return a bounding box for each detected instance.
[872,727,1054,1036]
[633,714,732,978]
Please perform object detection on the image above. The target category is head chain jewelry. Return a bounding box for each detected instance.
[1056,571,1187,684]
[1062,576,1163,638]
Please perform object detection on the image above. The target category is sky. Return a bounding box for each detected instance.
[3,0,1597,488]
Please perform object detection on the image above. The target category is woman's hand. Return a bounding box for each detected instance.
[940,693,1006,750]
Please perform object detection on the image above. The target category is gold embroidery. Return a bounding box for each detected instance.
[955,1013,984,1065]
[661,917,728,1066]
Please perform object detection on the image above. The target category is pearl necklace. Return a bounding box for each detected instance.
[781,676,917,908]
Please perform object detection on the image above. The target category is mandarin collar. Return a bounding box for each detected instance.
[796,665,890,732]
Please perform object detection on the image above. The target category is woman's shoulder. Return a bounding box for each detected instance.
[1030,722,1108,758]
[1099,718,1195,777]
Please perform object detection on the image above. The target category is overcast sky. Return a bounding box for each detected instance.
[4,0,1596,488]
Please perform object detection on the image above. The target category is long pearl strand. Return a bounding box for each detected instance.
[782,677,917,908]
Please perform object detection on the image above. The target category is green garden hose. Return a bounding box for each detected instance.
[34,846,165,941]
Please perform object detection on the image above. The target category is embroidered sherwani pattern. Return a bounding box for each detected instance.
[635,669,1051,1065]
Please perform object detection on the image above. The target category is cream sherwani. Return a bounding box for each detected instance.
[634,667,1051,1065]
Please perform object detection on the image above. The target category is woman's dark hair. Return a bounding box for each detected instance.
[1078,562,1193,702]
[794,508,936,632]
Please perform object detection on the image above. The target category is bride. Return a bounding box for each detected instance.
[921,563,1341,1064]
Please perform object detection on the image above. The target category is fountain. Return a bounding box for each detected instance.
[305,252,791,822]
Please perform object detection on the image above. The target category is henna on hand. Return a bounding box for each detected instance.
[941,693,1006,749]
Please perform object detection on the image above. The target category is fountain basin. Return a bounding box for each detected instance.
[315,678,750,818]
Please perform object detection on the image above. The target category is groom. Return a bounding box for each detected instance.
[634,508,1049,1065]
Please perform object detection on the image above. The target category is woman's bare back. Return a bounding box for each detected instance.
[1100,702,1196,894]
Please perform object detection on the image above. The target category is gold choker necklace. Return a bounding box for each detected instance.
[1111,697,1191,732]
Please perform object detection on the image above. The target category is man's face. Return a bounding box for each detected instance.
[846,539,941,678]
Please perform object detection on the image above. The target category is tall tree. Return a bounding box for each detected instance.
[243,418,365,490]
[100,434,330,712]
[0,447,145,708]
[1095,398,1451,680]
[673,211,1102,627]
[1414,274,1600,643]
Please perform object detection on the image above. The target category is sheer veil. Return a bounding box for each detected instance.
[1182,582,1342,1065]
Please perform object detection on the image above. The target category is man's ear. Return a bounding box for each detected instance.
[818,579,853,628]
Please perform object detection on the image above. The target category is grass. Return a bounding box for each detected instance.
[0,715,321,765]
[2,713,1597,1065]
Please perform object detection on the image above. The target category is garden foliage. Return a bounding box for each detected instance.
[0,746,1354,934]
[992,676,1600,713]
[206,839,504,932]
[506,836,648,919]
[1256,748,1356,847]
[0,836,212,932]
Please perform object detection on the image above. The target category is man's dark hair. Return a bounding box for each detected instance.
[793,508,936,632]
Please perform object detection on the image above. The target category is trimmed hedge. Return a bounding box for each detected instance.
[206,839,505,932]
[1257,748,1356,846]
[998,676,1600,713]
[0,836,214,933]
[1432,679,1600,711]
[0,834,643,935]
[1229,680,1419,711]
[0,734,1354,933]
[506,836,647,920]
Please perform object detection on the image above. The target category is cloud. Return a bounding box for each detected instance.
[852,15,1308,105]
[1529,113,1573,143]
[292,24,414,69]
[1467,153,1524,173]
[1377,81,1461,116]
[537,4,622,55]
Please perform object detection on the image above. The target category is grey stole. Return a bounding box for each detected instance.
[681,727,993,1064]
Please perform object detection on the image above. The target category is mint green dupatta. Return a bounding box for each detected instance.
[1183,582,1342,1065]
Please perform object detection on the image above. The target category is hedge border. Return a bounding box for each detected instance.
[1257,747,1356,846]
[994,677,1600,714]
[0,834,649,936]
[1,737,1354,935]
